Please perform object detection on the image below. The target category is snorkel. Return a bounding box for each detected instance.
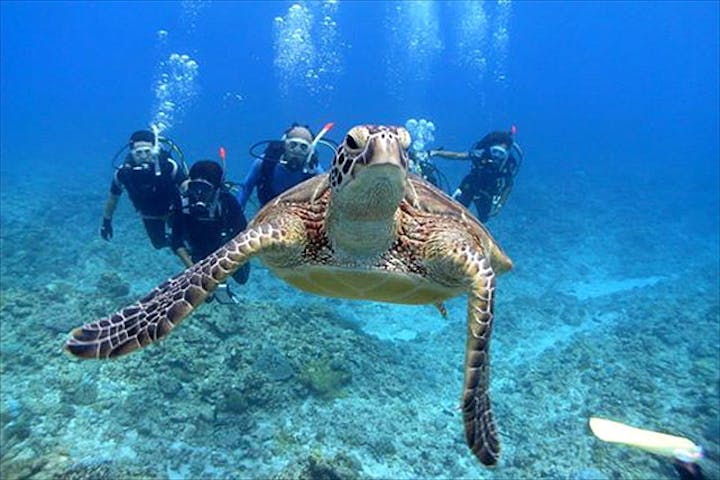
[311,122,335,153]
[304,121,335,173]
[508,124,523,175]
[218,146,227,183]
[151,124,162,176]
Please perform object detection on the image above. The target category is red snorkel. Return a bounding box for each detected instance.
[306,121,335,170]
[312,122,335,148]
[219,146,227,182]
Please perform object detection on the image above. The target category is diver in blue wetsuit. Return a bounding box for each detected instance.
[237,124,327,210]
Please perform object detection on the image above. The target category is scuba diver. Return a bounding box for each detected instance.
[100,129,187,249]
[430,127,523,222]
[171,160,249,303]
[236,122,335,210]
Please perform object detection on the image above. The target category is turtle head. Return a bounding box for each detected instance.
[329,125,411,220]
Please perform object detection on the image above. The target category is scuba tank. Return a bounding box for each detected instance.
[158,136,189,176]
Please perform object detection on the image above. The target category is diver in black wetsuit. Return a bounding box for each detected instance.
[430,129,523,222]
[100,130,186,249]
[171,160,250,289]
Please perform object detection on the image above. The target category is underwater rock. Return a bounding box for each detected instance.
[254,346,296,381]
[704,417,720,440]
[367,434,397,457]
[271,451,361,480]
[1,397,31,449]
[44,281,75,303]
[1,289,34,319]
[95,272,130,299]
[568,467,610,480]
[61,379,98,406]
[195,401,216,423]
[298,359,352,399]
[221,373,282,411]
[51,459,161,480]
[1,419,31,444]
[221,389,248,414]
[1,452,70,480]
[158,377,183,397]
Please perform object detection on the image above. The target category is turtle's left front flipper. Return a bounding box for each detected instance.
[65,216,306,359]
[424,231,501,466]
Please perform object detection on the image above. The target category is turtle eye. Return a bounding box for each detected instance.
[345,134,360,150]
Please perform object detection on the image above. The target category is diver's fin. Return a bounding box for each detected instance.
[589,417,703,462]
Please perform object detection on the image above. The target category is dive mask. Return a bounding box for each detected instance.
[488,145,509,162]
[471,144,508,164]
[130,142,163,176]
[187,179,218,216]
[284,137,312,154]
[281,138,314,170]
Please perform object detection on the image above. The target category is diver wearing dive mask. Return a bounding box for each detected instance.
[185,178,220,217]
[237,123,330,210]
[171,160,250,288]
[429,128,523,222]
[100,129,186,249]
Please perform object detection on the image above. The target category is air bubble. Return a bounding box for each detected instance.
[273,0,344,103]
[149,52,200,135]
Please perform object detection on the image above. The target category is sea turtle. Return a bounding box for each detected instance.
[65,125,513,466]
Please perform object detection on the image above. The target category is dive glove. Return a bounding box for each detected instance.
[100,217,113,241]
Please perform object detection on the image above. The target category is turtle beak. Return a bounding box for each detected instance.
[350,132,407,201]
[334,133,407,220]
[361,131,408,172]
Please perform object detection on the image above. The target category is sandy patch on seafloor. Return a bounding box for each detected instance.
[565,275,667,300]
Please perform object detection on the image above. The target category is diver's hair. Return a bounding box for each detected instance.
[472,131,514,151]
[189,160,223,188]
[129,130,156,146]
[283,122,315,140]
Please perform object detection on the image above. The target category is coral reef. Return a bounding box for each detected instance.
[272,451,361,480]
[95,272,130,299]
[299,359,352,399]
[0,162,717,479]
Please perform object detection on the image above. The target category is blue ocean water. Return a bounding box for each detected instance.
[1,1,718,478]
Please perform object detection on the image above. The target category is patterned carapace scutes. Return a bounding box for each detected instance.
[65,124,512,468]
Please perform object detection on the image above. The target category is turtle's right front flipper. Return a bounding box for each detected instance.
[65,216,306,359]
